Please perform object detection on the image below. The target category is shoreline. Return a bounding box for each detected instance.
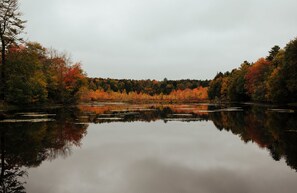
[1,98,297,112]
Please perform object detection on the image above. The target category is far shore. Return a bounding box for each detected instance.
[1,99,297,112]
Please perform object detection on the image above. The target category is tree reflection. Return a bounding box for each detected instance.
[1,104,297,192]
[208,105,297,171]
[77,103,297,172]
[0,109,88,193]
[77,104,209,123]
[1,131,26,193]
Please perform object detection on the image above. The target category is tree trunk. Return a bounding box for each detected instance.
[0,40,5,100]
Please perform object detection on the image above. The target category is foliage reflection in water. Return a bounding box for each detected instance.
[0,103,297,192]
[0,108,88,192]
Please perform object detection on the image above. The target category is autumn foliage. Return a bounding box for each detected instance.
[245,58,272,101]
[3,42,209,104]
[208,37,297,103]
[4,42,87,104]
[81,86,208,102]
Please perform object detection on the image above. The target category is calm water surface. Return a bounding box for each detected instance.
[1,103,297,193]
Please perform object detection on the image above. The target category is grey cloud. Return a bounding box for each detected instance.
[21,0,297,79]
[120,158,250,193]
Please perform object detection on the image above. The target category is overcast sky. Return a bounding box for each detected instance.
[20,0,297,80]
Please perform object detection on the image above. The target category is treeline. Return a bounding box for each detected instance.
[1,43,87,105]
[88,78,209,95]
[0,42,210,105]
[81,86,208,102]
[208,37,297,103]
[81,78,209,102]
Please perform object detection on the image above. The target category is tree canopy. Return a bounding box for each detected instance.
[0,0,26,99]
[4,43,87,105]
[208,37,297,103]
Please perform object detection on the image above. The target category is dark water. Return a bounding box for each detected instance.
[1,103,297,193]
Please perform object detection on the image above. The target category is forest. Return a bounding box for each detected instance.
[208,37,297,104]
[0,42,209,105]
[0,43,87,105]
[0,0,297,105]
[87,78,209,95]
[1,37,297,105]
[82,78,209,102]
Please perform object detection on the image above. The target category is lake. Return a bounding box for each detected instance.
[1,103,297,193]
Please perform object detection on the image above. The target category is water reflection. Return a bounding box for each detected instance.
[0,108,88,193]
[0,103,297,192]
[76,103,297,171]
[1,133,27,193]
[209,105,297,171]
[77,103,210,123]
